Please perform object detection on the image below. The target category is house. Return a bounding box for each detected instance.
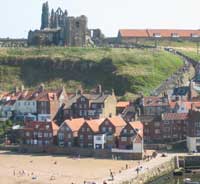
[141,96,170,116]
[99,116,126,149]
[187,109,200,152]
[118,121,143,151]
[23,121,59,146]
[139,115,162,143]
[117,29,200,44]
[116,101,130,115]
[78,119,103,148]
[63,86,117,120]
[161,113,188,142]
[57,118,85,147]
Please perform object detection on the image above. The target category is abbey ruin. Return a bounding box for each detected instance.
[28,2,104,47]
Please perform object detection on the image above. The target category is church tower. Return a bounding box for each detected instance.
[41,2,49,30]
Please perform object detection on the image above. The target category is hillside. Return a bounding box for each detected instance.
[0,47,183,99]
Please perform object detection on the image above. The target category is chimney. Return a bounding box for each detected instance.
[97,84,102,94]
[15,86,19,93]
[39,83,45,92]
[21,85,24,92]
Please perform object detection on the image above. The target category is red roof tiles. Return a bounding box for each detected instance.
[119,29,200,38]
[162,113,188,121]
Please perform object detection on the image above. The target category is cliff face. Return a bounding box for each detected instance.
[0,47,184,99]
[0,57,130,96]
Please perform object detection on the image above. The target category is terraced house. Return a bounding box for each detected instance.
[57,118,85,147]
[63,85,117,120]
[23,121,59,146]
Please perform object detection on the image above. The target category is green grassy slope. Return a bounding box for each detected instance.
[0,47,183,99]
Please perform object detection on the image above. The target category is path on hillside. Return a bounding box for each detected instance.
[151,48,196,96]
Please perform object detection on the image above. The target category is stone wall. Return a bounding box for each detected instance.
[119,158,176,184]
[0,145,142,160]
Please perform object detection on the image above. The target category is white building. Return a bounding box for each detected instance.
[93,134,106,149]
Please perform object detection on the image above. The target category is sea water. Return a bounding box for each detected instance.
[148,173,200,184]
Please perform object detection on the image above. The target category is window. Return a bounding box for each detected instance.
[58,133,64,140]
[95,136,102,141]
[130,130,134,134]
[123,129,127,134]
[154,122,160,127]
[105,121,109,126]
[68,142,72,147]
[33,132,38,137]
[121,137,127,142]
[46,125,50,129]
[44,133,48,138]
[84,104,87,109]
[102,127,106,133]
[109,127,112,133]
[82,127,85,132]
[26,132,30,137]
[49,133,52,137]
[68,134,71,139]
[27,102,30,106]
[24,102,26,105]
[18,102,20,106]
[88,143,93,147]
[107,136,113,141]
[80,135,83,139]
[88,135,93,140]
[87,128,90,132]
[38,132,43,138]
[32,102,35,106]
[36,125,39,129]
[81,97,85,102]
[92,104,97,108]
[155,129,160,134]
[45,140,49,145]
[76,21,80,28]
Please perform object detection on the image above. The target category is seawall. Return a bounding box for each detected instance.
[119,158,176,184]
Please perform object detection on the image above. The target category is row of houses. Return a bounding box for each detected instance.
[117,29,200,44]
[138,82,200,152]
[23,116,143,154]
[0,85,117,122]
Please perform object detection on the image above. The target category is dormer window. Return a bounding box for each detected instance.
[153,33,161,38]
[171,33,179,38]
[191,34,199,38]
[46,125,50,129]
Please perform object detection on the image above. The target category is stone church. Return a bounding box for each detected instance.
[28,2,90,46]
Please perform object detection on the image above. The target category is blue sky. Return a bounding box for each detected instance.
[0,0,200,38]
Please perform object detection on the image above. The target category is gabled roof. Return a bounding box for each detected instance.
[106,116,127,127]
[129,121,143,137]
[116,101,130,108]
[162,113,188,121]
[86,119,104,133]
[64,118,85,132]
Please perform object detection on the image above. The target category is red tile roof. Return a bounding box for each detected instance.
[64,118,85,132]
[162,113,188,121]
[129,121,143,137]
[119,29,149,38]
[143,96,169,107]
[86,119,104,133]
[107,116,127,127]
[119,29,200,38]
[116,101,130,108]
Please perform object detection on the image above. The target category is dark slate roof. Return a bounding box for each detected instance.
[172,86,189,96]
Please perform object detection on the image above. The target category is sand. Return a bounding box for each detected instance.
[0,151,136,184]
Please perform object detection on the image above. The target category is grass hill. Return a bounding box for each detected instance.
[0,47,183,99]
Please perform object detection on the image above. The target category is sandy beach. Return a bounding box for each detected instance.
[0,151,137,184]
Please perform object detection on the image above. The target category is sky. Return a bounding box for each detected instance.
[0,0,200,38]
